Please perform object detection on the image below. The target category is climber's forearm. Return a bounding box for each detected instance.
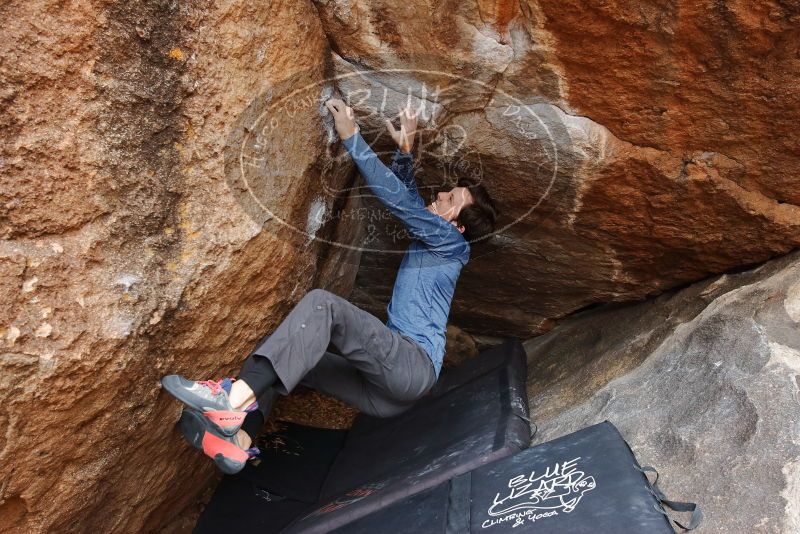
[342,132,464,253]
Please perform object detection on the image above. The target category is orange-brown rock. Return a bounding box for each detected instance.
[311,0,800,336]
[1,1,359,532]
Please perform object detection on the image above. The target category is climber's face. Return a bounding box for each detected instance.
[427,187,474,232]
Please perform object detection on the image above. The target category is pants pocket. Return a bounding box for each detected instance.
[365,329,398,371]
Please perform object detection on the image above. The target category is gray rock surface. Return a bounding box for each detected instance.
[525,250,800,533]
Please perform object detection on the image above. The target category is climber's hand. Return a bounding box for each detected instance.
[325,98,359,140]
[385,103,419,154]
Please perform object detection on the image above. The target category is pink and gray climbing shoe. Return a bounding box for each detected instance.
[178,408,260,475]
[161,376,256,437]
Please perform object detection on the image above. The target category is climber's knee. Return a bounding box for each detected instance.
[304,288,330,303]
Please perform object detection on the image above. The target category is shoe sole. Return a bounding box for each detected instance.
[178,409,248,475]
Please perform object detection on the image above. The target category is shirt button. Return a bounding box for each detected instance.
[301,323,306,328]
[315,305,322,310]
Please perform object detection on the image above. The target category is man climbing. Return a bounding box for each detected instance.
[162,98,499,474]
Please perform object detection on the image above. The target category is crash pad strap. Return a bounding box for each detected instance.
[445,473,471,534]
[494,365,511,451]
[637,465,703,531]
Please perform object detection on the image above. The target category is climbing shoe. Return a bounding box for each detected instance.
[161,375,255,437]
[178,408,260,475]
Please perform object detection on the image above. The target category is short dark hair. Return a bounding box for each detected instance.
[456,178,499,243]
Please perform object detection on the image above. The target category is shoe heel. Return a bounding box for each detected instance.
[178,408,248,475]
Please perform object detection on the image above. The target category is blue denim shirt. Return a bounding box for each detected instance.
[342,132,470,377]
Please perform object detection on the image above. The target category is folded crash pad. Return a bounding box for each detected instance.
[331,421,702,534]
[430,338,528,399]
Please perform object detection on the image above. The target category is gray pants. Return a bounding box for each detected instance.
[247,289,436,418]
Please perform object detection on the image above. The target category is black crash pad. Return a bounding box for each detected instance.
[430,339,527,399]
[282,339,530,533]
[194,423,348,533]
[333,421,694,534]
[329,482,452,534]
[196,338,531,534]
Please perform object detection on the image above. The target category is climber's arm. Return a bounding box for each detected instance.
[344,133,466,255]
[386,104,421,196]
[390,149,420,197]
[325,98,465,255]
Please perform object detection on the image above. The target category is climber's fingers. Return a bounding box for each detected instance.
[385,118,400,141]
[325,98,352,119]
[387,120,409,148]
[398,109,418,137]
[396,101,422,122]
[324,99,340,115]
[397,103,412,121]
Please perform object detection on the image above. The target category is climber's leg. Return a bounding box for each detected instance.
[163,288,434,441]
[238,412,263,447]
[299,349,435,418]
[248,289,434,407]
[228,381,280,447]
[231,355,278,412]
[161,290,329,439]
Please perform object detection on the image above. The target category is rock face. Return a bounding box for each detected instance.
[525,250,800,533]
[1,1,360,532]
[312,0,800,336]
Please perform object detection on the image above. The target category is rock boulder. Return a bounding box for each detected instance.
[525,250,800,533]
[311,0,800,335]
[1,1,359,532]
